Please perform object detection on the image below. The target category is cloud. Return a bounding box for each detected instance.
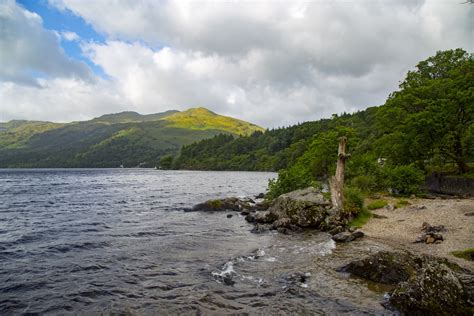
[0,0,91,86]
[0,78,124,122]
[60,31,79,41]
[1,0,472,127]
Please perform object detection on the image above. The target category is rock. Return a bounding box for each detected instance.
[226,214,233,218]
[244,214,256,223]
[255,193,265,199]
[338,251,419,284]
[465,211,474,217]
[191,197,240,212]
[415,232,444,244]
[372,213,388,219]
[328,225,345,235]
[191,197,258,213]
[240,210,250,216]
[351,230,364,239]
[331,230,364,243]
[426,236,435,244]
[388,259,472,314]
[250,223,272,234]
[409,205,427,211]
[385,204,395,211]
[339,251,474,314]
[284,271,311,284]
[253,187,332,232]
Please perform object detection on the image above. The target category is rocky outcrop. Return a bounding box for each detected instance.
[339,251,474,315]
[250,187,337,231]
[188,197,260,213]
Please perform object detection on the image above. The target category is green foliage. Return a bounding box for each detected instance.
[384,164,425,195]
[158,155,174,169]
[267,168,314,200]
[367,199,388,210]
[451,248,474,261]
[348,209,372,228]
[376,49,473,174]
[343,187,365,216]
[395,199,410,209]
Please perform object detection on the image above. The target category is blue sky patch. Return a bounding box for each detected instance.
[17,0,108,77]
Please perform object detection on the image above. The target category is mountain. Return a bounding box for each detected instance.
[0,108,264,168]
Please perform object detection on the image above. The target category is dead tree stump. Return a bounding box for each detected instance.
[330,137,349,213]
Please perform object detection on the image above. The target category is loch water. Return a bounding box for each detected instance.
[0,169,392,315]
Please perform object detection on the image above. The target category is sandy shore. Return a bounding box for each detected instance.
[362,197,474,269]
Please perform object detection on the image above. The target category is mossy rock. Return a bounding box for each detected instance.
[339,251,419,284]
[339,251,474,315]
[255,187,332,230]
[389,261,473,315]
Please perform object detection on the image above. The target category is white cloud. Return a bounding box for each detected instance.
[0,0,91,86]
[60,31,79,41]
[1,0,472,127]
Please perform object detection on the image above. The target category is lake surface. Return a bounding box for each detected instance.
[0,169,391,315]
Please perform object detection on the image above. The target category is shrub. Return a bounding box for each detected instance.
[267,165,314,199]
[343,186,364,215]
[395,199,410,209]
[348,209,372,228]
[367,199,388,210]
[385,164,424,195]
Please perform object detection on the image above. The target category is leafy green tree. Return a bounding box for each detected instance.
[377,49,473,173]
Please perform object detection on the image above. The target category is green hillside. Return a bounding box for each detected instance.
[162,107,265,135]
[0,108,263,168]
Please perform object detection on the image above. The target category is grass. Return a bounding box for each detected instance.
[395,199,410,209]
[367,199,388,210]
[451,248,474,261]
[348,208,372,228]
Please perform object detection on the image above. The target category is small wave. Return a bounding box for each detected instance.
[47,241,110,254]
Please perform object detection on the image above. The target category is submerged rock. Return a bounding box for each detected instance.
[339,251,474,314]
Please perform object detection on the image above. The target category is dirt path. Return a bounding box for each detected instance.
[362,197,474,269]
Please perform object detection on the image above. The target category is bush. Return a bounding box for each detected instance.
[267,165,315,199]
[350,174,378,193]
[367,199,388,210]
[385,164,424,195]
[348,209,372,228]
[343,186,364,215]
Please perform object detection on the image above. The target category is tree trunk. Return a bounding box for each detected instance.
[454,133,468,174]
[330,137,349,212]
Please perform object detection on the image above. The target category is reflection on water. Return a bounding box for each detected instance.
[0,169,391,314]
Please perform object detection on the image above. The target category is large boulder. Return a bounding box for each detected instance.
[339,251,474,315]
[390,260,472,315]
[254,187,333,230]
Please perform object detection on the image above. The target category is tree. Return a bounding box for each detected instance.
[377,49,473,173]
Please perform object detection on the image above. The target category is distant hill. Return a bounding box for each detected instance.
[0,108,264,168]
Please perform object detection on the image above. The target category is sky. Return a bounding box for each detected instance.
[0,0,472,128]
